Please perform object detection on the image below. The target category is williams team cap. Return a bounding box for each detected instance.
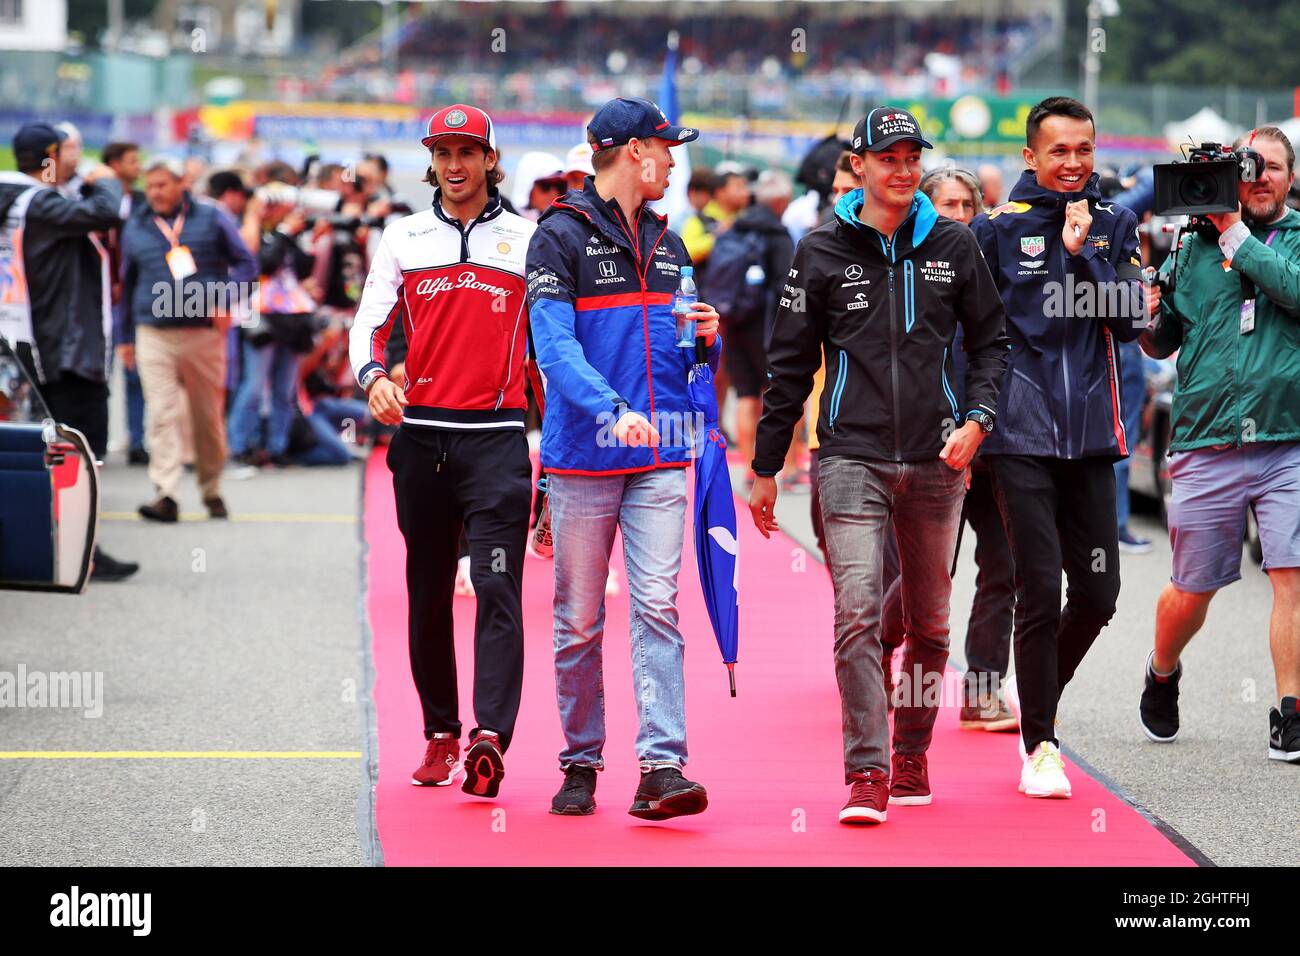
[852,107,934,154]
[12,122,67,166]
[587,97,699,152]
[422,104,498,151]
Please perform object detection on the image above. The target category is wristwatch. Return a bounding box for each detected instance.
[966,411,995,434]
[361,368,389,393]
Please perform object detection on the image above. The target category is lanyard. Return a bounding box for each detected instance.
[154,211,186,248]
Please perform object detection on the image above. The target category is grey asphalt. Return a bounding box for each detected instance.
[763,471,1298,867]
[0,452,369,866]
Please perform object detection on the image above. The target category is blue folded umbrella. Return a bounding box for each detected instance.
[686,340,739,696]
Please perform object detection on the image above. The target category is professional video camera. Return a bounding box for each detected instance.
[1152,142,1264,218]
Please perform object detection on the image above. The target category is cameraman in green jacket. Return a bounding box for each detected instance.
[1139,126,1300,764]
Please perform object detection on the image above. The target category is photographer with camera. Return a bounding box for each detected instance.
[228,182,323,467]
[1139,126,1300,763]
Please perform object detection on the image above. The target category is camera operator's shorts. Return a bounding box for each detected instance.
[1167,441,1300,592]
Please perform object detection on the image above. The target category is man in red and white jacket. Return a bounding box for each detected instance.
[349,104,535,800]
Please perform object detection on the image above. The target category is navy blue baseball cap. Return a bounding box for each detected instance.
[12,122,67,166]
[851,107,933,154]
[587,97,699,152]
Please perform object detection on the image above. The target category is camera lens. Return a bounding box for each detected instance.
[1179,173,1216,207]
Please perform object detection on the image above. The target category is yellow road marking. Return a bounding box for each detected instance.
[0,751,362,759]
[100,512,355,524]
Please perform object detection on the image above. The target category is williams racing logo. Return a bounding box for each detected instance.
[921,259,954,283]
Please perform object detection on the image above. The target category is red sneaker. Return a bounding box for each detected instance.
[888,752,932,806]
[462,730,505,798]
[411,732,460,787]
[839,769,889,824]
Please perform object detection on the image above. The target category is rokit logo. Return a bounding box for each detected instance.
[414,271,512,301]
[921,259,955,283]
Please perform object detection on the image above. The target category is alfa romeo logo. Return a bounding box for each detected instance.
[446,109,468,128]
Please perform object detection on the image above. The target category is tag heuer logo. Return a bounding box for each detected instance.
[844,264,863,280]
[1020,236,1046,258]
[445,109,468,128]
[598,260,618,278]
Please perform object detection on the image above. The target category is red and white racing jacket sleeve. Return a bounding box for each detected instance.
[349,226,403,389]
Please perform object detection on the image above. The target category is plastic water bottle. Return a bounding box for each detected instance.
[674,266,697,348]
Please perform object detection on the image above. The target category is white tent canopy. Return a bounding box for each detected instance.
[1164,107,1240,151]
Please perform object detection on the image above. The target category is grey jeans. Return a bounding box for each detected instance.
[818,456,966,782]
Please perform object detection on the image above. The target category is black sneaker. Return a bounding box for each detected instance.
[90,547,139,582]
[461,730,505,798]
[127,447,149,466]
[1139,651,1181,743]
[1268,697,1300,763]
[550,765,598,815]
[138,495,179,523]
[203,496,228,519]
[628,767,707,821]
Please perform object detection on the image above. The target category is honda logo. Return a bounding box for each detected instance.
[598,260,618,278]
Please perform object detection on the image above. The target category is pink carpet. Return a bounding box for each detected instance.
[363,451,1196,866]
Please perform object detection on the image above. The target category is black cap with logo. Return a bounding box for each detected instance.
[851,107,934,154]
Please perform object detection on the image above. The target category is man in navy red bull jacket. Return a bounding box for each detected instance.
[350,104,536,801]
[969,96,1145,800]
[526,96,721,820]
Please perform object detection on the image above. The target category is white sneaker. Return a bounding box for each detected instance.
[454,555,475,597]
[1019,741,1072,798]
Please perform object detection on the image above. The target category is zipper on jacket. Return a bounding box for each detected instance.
[827,348,848,434]
[888,266,901,461]
[1059,236,1072,457]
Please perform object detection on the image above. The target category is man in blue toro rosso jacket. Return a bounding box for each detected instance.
[969,96,1145,799]
[526,96,722,820]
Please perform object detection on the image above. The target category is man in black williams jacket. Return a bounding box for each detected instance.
[0,122,138,581]
[750,108,1009,825]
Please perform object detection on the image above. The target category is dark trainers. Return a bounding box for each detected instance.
[411,732,460,786]
[90,547,139,582]
[462,730,505,798]
[138,495,179,523]
[550,765,598,815]
[959,693,1019,732]
[839,769,889,824]
[1139,651,1181,743]
[628,767,708,820]
[888,752,932,806]
[1268,697,1300,763]
[203,496,228,519]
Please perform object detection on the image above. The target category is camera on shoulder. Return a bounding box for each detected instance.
[1153,142,1263,217]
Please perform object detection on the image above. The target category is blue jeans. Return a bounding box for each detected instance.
[228,339,300,456]
[125,366,146,451]
[549,467,689,772]
[294,396,370,467]
[1114,340,1146,531]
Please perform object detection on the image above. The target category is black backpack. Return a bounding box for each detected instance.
[701,226,768,326]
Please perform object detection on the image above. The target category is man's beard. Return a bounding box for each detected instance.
[1243,194,1286,226]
